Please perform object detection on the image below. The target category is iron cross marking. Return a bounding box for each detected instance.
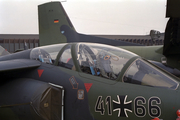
[113,95,132,117]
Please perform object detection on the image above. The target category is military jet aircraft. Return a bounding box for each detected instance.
[0,42,180,120]
[38,1,180,77]
[1,1,180,120]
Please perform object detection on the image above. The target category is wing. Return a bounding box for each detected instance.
[0,59,40,72]
[0,59,41,84]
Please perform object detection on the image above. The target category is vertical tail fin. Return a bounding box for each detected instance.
[163,18,180,56]
[163,0,180,56]
[38,2,75,46]
[162,0,180,69]
[38,2,143,46]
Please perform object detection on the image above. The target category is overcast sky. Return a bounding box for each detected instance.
[0,0,168,35]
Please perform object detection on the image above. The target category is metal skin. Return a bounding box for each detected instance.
[0,42,180,120]
[1,1,180,120]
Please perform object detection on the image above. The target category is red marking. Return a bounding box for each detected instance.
[67,58,71,63]
[151,118,159,120]
[177,109,180,117]
[84,83,93,92]
[177,117,180,120]
[38,69,44,77]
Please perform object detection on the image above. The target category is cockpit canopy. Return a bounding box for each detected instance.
[76,43,137,80]
[30,42,179,90]
[30,48,53,64]
[30,43,67,64]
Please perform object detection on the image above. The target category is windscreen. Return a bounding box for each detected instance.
[123,59,179,90]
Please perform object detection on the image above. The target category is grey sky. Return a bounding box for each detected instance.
[0,0,168,35]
